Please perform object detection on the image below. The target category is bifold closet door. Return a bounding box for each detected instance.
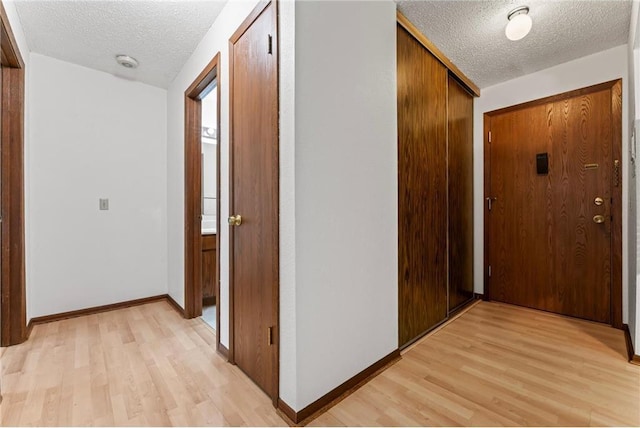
[447,76,474,311]
[397,24,448,347]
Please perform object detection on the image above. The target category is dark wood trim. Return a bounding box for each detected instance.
[230,0,272,44]
[0,3,23,69]
[623,324,640,365]
[183,51,221,370]
[228,0,280,405]
[276,399,297,426]
[165,294,186,317]
[610,80,622,329]
[277,349,401,424]
[483,114,491,301]
[486,80,620,117]
[217,343,229,360]
[396,11,479,97]
[0,1,26,347]
[28,295,168,326]
[483,79,623,329]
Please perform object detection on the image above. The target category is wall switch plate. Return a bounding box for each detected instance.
[99,198,109,210]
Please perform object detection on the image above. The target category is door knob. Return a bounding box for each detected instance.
[594,197,604,206]
[228,215,242,226]
[593,214,605,224]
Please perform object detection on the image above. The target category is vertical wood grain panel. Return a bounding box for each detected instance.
[486,82,619,324]
[447,76,474,311]
[229,0,279,401]
[0,1,27,347]
[397,25,448,347]
[1,66,26,346]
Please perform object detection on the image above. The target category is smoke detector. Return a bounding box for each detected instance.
[115,55,139,69]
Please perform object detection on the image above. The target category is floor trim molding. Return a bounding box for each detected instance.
[277,349,401,424]
[27,295,174,330]
[165,294,185,317]
[217,343,229,360]
[623,324,640,365]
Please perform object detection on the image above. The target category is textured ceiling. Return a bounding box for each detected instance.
[14,0,227,88]
[397,0,632,89]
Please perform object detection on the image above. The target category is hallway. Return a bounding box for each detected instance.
[2,300,638,426]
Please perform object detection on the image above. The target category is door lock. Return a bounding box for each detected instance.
[228,215,242,226]
[594,197,604,206]
[593,214,605,224]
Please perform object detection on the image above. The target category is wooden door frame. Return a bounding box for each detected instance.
[0,2,26,347]
[483,79,623,328]
[184,53,222,353]
[228,0,280,405]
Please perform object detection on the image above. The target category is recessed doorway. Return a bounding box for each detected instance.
[184,54,222,352]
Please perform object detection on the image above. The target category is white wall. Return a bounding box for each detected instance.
[474,44,631,324]
[28,53,168,318]
[166,0,260,348]
[293,0,398,411]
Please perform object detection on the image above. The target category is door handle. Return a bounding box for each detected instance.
[228,215,242,226]
[593,214,605,224]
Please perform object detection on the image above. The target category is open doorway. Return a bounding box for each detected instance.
[200,85,218,330]
[184,54,222,353]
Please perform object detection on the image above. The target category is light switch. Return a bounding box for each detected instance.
[99,198,109,210]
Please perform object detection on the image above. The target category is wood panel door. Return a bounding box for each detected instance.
[448,76,474,311]
[229,1,279,400]
[486,82,621,324]
[397,24,448,347]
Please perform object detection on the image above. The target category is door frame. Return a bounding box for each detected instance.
[0,2,27,347]
[183,54,222,352]
[228,0,280,405]
[483,79,623,328]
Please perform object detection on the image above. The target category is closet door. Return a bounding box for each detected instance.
[397,24,448,347]
[447,76,474,311]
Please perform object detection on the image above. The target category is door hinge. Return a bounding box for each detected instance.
[488,265,492,278]
[488,131,492,143]
[268,34,273,55]
[267,326,273,345]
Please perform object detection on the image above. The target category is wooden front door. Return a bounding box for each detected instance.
[486,81,622,324]
[229,1,279,400]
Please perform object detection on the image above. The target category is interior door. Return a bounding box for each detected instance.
[229,1,278,399]
[487,86,614,323]
[397,25,448,347]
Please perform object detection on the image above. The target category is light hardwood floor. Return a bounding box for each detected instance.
[1,300,638,426]
[311,301,640,427]
[0,301,286,426]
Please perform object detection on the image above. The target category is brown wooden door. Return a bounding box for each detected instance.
[397,25,448,347]
[448,76,474,312]
[229,1,278,399]
[487,86,615,323]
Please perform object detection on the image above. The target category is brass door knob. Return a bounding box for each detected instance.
[594,197,604,206]
[228,215,242,226]
[593,215,605,224]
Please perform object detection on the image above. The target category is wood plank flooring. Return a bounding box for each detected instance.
[1,300,638,426]
[0,301,286,426]
[311,301,640,426]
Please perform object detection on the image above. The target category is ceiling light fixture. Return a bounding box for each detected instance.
[505,6,532,41]
[115,54,139,69]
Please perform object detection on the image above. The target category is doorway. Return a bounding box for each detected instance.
[184,54,222,349]
[228,0,279,403]
[484,80,623,327]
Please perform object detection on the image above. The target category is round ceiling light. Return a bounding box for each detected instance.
[505,6,532,41]
[115,55,139,69]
